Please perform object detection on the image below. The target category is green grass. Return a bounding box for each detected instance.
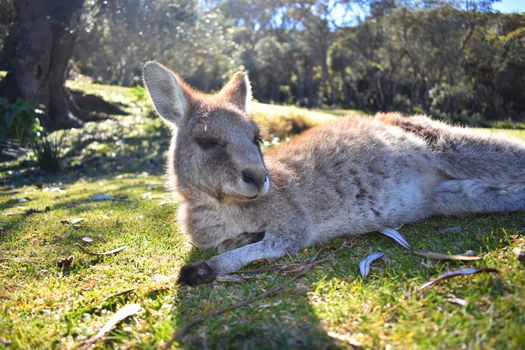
[1,79,525,349]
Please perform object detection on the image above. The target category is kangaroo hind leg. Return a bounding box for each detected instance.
[433,179,525,216]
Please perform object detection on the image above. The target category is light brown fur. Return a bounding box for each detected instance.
[143,62,525,285]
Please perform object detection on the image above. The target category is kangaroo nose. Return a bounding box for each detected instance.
[242,168,267,190]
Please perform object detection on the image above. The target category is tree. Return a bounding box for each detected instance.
[0,0,84,130]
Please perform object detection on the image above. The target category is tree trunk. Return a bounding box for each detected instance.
[0,0,84,130]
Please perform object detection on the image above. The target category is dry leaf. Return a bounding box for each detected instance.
[381,228,412,249]
[62,218,85,225]
[78,304,141,349]
[75,243,127,256]
[445,295,468,307]
[359,252,384,278]
[417,267,499,292]
[71,218,84,225]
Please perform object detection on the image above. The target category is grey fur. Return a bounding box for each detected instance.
[143,62,525,285]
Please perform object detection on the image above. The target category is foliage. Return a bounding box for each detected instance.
[0,97,65,172]
[0,98,41,144]
[66,1,524,123]
[30,132,63,173]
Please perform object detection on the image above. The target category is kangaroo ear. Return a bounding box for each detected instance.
[219,71,251,111]
[143,61,188,124]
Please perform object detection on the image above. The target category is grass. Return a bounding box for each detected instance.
[1,78,525,349]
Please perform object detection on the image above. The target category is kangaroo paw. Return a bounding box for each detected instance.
[177,261,217,286]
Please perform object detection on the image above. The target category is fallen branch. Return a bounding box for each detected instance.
[411,250,480,261]
[75,243,128,256]
[417,267,500,292]
[380,228,481,261]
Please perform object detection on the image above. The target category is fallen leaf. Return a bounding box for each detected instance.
[56,255,74,268]
[78,304,141,349]
[61,217,85,225]
[359,252,384,278]
[75,243,128,256]
[445,295,468,307]
[381,228,412,249]
[417,267,499,292]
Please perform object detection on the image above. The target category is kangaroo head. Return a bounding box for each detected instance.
[143,61,269,201]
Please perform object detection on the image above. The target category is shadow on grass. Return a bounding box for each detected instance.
[168,212,524,349]
[170,246,344,349]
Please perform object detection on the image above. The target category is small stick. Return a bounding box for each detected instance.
[106,288,136,300]
[75,243,128,256]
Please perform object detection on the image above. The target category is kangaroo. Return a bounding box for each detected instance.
[143,61,525,286]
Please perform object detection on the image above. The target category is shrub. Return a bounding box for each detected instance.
[31,132,63,173]
[0,98,63,172]
[0,98,41,144]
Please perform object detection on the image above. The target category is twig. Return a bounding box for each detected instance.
[75,243,127,256]
[106,288,136,300]
[412,250,481,261]
[417,267,500,292]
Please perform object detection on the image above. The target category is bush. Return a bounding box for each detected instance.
[31,132,63,173]
[0,98,41,144]
[0,98,63,172]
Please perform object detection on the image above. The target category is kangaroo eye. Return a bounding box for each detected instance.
[195,137,219,150]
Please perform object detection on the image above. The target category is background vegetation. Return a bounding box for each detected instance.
[1,0,525,127]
